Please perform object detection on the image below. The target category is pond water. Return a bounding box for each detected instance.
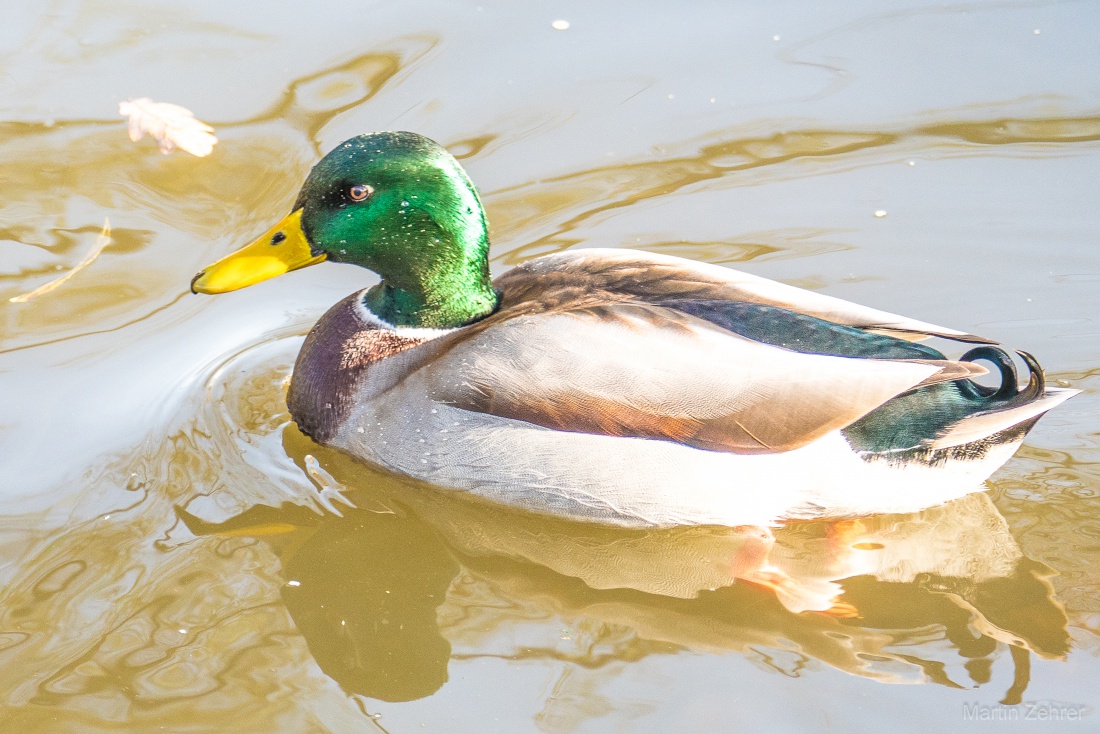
[1,1,1099,731]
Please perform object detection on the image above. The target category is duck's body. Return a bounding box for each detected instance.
[193,131,1077,527]
[285,248,1072,527]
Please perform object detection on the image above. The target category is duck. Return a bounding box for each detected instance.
[191,131,1078,528]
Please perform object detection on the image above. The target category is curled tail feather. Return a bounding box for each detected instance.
[931,348,1076,450]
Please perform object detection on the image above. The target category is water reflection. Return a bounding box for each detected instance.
[177,423,1067,705]
[280,508,457,703]
[485,114,1100,264]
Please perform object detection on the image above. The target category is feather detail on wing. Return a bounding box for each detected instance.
[428,303,975,455]
[495,249,997,344]
[907,359,989,387]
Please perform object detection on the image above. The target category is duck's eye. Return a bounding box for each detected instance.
[348,184,374,202]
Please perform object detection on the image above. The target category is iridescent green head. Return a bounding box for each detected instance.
[192,132,498,329]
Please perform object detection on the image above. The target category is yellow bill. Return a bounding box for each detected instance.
[191,209,325,294]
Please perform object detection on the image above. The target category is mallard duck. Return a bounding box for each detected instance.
[192,131,1077,527]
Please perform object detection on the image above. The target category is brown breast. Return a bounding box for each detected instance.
[287,293,427,443]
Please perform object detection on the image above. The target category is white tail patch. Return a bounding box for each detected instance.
[930,388,1080,450]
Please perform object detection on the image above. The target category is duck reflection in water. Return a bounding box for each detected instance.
[181,433,1068,706]
[280,508,457,703]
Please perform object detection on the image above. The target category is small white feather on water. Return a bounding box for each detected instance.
[119,98,217,157]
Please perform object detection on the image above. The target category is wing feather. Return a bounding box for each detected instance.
[497,249,996,344]
[428,303,948,454]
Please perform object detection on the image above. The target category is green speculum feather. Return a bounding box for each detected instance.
[297,132,499,329]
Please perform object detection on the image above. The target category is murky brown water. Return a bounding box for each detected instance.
[2,1,1099,731]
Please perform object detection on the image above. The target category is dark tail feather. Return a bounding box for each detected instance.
[956,346,1044,405]
[1014,350,1046,403]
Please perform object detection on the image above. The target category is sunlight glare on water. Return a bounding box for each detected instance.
[0,1,1098,732]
